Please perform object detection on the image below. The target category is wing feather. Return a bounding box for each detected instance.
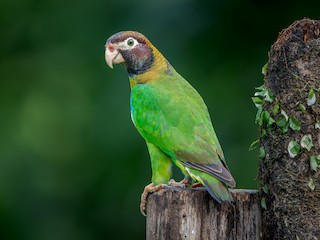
[183,161,236,188]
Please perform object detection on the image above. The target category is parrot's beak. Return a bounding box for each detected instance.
[105,43,125,69]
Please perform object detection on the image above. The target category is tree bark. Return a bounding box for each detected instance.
[259,18,320,239]
[146,188,261,240]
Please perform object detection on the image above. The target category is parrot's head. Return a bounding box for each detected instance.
[105,31,157,75]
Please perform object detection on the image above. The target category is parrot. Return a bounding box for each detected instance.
[104,31,236,216]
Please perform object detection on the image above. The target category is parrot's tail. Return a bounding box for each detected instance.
[201,176,233,203]
[180,163,233,203]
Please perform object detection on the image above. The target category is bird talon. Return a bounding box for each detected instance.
[157,189,164,197]
[168,178,190,188]
[140,183,167,216]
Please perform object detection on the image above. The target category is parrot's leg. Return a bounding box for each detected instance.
[140,142,172,216]
[140,183,167,216]
[146,142,172,185]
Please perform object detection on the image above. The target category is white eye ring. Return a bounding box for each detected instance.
[126,37,137,48]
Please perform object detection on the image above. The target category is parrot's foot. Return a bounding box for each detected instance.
[191,182,204,188]
[140,183,167,217]
[168,178,190,188]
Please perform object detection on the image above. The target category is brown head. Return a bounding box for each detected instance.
[105,31,159,76]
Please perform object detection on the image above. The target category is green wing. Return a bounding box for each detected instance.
[131,70,235,188]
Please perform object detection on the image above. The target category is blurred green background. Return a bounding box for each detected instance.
[0,0,319,239]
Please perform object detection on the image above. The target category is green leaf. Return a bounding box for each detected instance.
[249,140,259,151]
[310,155,320,172]
[254,84,273,102]
[280,109,289,121]
[259,146,265,159]
[276,117,287,128]
[255,108,263,124]
[262,63,268,75]
[255,85,265,91]
[252,97,263,108]
[310,156,317,171]
[299,103,306,113]
[261,129,267,137]
[259,111,267,126]
[261,198,267,210]
[276,117,289,133]
[308,178,315,191]
[307,89,316,106]
[261,185,268,194]
[293,74,299,80]
[289,117,301,131]
[300,134,313,151]
[288,140,300,158]
[264,89,273,103]
[267,116,275,126]
[273,100,279,115]
[260,111,274,127]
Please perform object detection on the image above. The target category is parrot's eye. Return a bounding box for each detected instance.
[126,38,135,47]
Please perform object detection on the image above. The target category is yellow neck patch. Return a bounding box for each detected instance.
[129,44,169,88]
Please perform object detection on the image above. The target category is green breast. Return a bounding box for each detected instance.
[130,83,163,143]
[130,72,224,164]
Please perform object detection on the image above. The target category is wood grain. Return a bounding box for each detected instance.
[146,188,261,240]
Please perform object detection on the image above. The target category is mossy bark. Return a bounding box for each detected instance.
[259,18,320,239]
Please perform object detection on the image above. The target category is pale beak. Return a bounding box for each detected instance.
[105,43,125,69]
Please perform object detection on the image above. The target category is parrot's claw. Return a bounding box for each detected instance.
[140,178,192,216]
[140,183,166,216]
[168,178,190,188]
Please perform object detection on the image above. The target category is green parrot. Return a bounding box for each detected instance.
[105,31,236,215]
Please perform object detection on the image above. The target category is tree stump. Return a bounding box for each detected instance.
[146,188,261,240]
[259,18,320,239]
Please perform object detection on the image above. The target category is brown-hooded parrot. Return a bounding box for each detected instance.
[104,31,236,216]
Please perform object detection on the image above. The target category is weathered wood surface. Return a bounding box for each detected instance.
[259,18,320,239]
[146,188,261,240]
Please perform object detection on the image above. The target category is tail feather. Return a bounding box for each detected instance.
[183,164,233,203]
[202,178,233,203]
